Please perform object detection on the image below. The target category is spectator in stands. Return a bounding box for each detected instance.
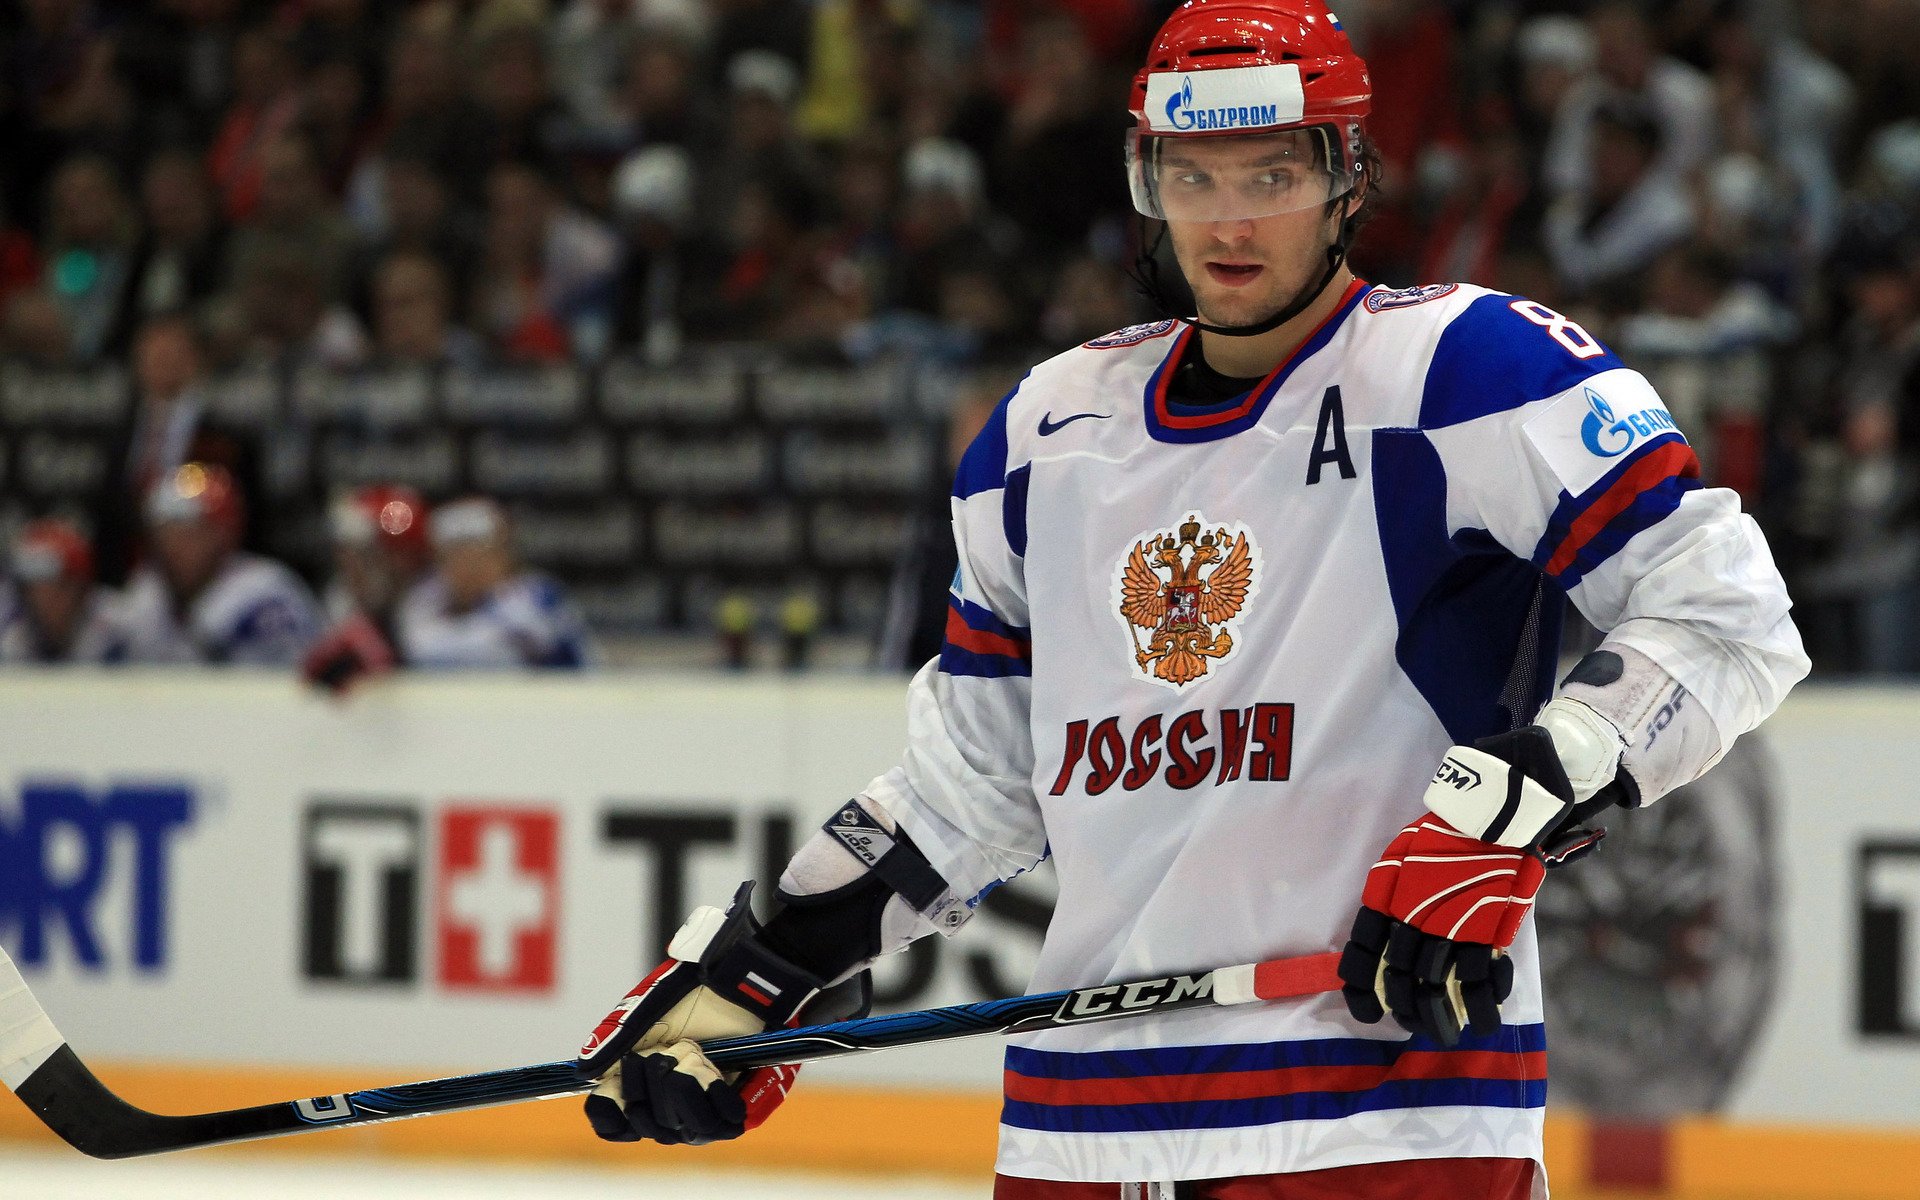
[302,51,380,197]
[370,250,484,369]
[1618,247,1793,498]
[705,50,821,232]
[613,23,722,154]
[1348,0,1465,283]
[115,0,245,146]
[224,131,357,310]
[470,23,565,172]
[116,462,322,665]
[1,290,75,367]
[96,313,266,585]
[1040,254,1142,349]
[992,13,1131,262]
[346,24,493,216]
[1702,2,1853,262]
[121,149,228,333]
[473,160,621,361]
[0,518,123,664]
[1800,254,1920,674]
[1543,100,1695,302]
[1544,1,1716,201]
[610,144,712,363]
[705,0,811,88]
[224,244,369,370]
[346,149,482,311]
[302,484,432,693]
[398,497,595,669]
[548,0,644,142]
[695,171,824,343]
[206,23,304,224]
[41,154,137,362]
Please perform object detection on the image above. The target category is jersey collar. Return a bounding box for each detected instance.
[1143,278,1372,445]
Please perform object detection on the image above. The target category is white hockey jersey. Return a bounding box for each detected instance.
[396,572,594,670]
[861,280,1808,1186]
[115,554,322,666]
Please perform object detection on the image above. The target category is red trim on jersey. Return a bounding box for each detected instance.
[1002,1049,1546,1108]
[944,607,1031,659]
[1153,278,1371,431]
[1543,441,1700,577]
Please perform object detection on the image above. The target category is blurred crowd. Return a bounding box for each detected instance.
[0,463,595,685]
[1,0,1918,673]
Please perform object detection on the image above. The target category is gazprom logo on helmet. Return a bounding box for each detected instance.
[1164,74,1278,132]
[1145,64,1306,134]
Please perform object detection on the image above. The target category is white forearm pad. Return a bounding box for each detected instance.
[1556,643,1726,804]
[1424,746,1573,848]
[1534,695,1626,804]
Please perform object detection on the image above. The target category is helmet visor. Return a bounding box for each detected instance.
[1127,127,1359,223]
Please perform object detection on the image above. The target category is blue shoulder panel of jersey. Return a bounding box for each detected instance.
[1419,293,1625,430]
[952,375,1028,500]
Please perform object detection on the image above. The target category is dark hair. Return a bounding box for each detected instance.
[1339,130,1386,237]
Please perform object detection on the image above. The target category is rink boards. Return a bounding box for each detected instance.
[0,672,1916,1194]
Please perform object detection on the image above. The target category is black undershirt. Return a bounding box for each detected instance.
[1166,336,1268,412]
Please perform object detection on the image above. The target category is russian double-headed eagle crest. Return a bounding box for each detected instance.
[1113,513,1259,688]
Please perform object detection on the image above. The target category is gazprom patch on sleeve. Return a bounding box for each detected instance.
[1144,64,1306,133]
[1522,370,1686,494]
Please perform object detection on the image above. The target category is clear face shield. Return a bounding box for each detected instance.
[1126,125,1360,224]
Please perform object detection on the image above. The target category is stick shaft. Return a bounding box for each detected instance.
[0,946,1340,1158]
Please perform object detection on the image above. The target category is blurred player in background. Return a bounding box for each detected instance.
[0,519,123,664]
[397,497,595,670]
[573,3,1806,1198]
[302,484,432,693]
[116,463,322,665]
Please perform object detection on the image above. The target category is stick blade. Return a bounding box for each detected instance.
[1,943,66,1094]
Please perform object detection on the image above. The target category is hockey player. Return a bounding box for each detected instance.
[116,463,322,665]
[575,4,1808,1197]
[0,519,124,664]
[302,485,432,693]
[396,497,595,669]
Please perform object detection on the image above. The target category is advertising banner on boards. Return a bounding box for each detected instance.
[0,673,1915,1126]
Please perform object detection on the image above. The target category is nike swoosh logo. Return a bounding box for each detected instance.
[1039,411,1111,436]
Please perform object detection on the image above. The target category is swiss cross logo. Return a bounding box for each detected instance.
[435,806,559,992]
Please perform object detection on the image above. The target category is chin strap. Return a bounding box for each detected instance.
[1130,201,1358,339]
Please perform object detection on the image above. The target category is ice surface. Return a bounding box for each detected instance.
[0,1147,986,1200]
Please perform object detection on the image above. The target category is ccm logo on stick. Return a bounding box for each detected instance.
[1055,974,1212,1022]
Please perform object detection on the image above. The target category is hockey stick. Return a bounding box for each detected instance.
[0,943,1340,1159]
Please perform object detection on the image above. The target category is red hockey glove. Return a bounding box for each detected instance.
[1339,725,1609,1047]
[301,614,397,695]
[575,884,867,1146]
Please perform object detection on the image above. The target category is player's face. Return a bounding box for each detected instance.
[1155,133,1347,330]
[151,519,227,599]
[23,578,84,649]
[438,540,511,612]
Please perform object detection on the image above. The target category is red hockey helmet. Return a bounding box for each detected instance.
[331,484,430,569]
[146,462,244,541]
[12,518,94,583]
[1127,1,1371,223]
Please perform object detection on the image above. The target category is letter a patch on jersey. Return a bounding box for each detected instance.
[1112,513,1261,689]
